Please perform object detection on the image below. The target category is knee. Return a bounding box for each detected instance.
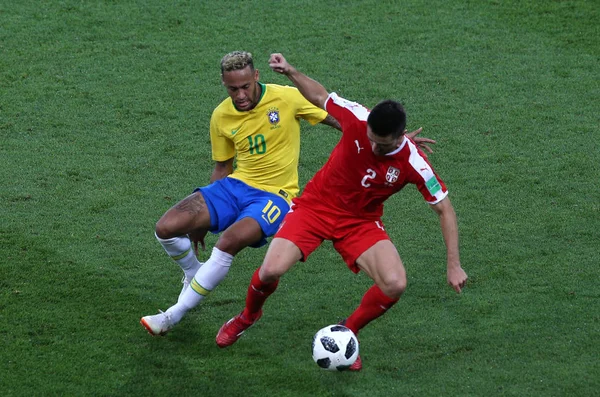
[155,218,174,239]
[258,261,285,284]
[216,222,264,255]
[215,234,245,256]
[379,275,407,300]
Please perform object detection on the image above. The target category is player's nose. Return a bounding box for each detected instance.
[235,90,247,99]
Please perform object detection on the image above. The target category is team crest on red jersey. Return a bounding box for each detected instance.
[385,166,400,183]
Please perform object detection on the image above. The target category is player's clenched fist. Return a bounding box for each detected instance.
[269,53,291,75]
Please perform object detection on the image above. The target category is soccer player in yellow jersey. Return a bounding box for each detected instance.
[140,51,434,336]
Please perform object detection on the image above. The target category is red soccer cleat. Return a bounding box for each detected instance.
[216,310,262,348]
[337,318,363,371]
[349,354,362,371]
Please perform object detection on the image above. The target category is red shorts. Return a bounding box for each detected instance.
[275,202,390,273]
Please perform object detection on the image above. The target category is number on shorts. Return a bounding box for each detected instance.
[262,200,282,224]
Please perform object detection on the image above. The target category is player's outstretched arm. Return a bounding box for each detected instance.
[269,53,330,110]
[430,196,468,293]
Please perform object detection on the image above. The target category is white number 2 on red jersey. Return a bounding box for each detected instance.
[361,169,376,187]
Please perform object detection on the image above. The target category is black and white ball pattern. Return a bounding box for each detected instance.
[312,325,359,371]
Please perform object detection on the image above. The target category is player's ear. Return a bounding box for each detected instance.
[255,69,260,81]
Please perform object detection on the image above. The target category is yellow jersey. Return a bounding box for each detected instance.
[209,83,328,203]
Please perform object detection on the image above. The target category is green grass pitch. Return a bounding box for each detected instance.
[1,1,598,396]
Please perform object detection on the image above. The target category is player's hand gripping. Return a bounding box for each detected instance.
[405,127,436,155]
[269,53,293,75]
[188,229,207,255]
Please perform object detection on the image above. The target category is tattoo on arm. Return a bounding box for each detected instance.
[320,114,342,131]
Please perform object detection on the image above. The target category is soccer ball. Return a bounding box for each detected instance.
[312,324,359,371]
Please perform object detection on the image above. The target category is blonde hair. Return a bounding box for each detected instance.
[220,51,254,73]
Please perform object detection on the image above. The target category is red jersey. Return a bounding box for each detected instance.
[295,93,448,219]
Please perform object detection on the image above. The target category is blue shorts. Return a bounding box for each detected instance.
[195,177,290,248]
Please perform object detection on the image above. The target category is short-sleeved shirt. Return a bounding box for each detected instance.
[209,83,328,203]
[295,93,448,219]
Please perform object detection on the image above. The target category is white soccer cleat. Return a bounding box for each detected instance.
[140,311,174,336]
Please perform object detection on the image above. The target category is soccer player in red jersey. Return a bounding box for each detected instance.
[216,53,468,371]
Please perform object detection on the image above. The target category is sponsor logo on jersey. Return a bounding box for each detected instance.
[425,176,442,195]
[385,167,400,183]
[354,140,364,153]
